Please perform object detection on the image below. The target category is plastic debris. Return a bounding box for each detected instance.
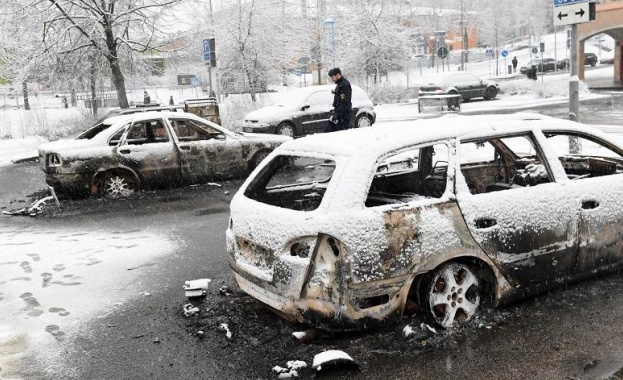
[312,350,358,372]
[292,329,317,342]
[403,325,416,338]
[2,185,60,217]
[183,278,211,298]
[219,323,232,339]
[420,322,437,334]
[183,303,200,317]
[219,285,233,296]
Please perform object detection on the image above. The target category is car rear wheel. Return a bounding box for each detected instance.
[484,86,498,100]
[355,114,373,128]
[98,172,137,198]
[277,122,295,138]
[251,149,271,169]
[424,262,481,328]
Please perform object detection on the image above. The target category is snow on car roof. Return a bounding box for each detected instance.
[277,112,605,159]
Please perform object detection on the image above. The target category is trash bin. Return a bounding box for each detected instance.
[508,65,513,75]
[184,97,221,125]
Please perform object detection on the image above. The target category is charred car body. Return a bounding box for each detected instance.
[39,111,291,197]
[227,113,623,330]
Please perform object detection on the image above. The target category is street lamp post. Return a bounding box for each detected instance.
[323,18,336,68]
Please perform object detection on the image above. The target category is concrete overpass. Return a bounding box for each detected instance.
[578,1,623,84]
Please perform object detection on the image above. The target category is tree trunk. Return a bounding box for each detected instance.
[70,88,77,107]
[22,81,30,111]
[90,60,98,116]
[109,58,129,108]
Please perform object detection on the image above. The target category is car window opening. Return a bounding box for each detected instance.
[365,143,449,207]
[244,155,335,211]
[460,134,552,194]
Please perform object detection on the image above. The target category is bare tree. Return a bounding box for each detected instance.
[0,0,185,109]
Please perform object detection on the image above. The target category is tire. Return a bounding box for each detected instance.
[484,86,498,100]
[355,114,372,128]
[424,262,481,329]
[251,150,270,169]
[98,172,137,198]
[277,122,295,138]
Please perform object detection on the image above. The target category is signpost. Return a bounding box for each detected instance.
[552,0,595,123]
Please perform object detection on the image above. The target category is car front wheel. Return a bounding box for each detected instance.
[484,87,498,100]
[355,114,373,128]
[424,262,481,329]
[277,122,295,138]
[251,150,271,169]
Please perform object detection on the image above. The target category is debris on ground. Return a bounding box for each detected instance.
[312,350,359,373]
[2,185,60,217]
[403,325,416,338]
[272,360,307,378]
[292,329,317,342]
[219,285,233,296]
[420,323,437,334]
[183,278,211,298]
[219,323,233,339]
[183,303,200,317]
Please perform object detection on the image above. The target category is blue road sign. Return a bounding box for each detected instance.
[553,0,587,7]
[501,49,508,58]
[203,39,211,61]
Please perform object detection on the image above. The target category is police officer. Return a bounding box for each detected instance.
[326,67,352,133]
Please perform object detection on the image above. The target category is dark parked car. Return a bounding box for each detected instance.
[556,53,599,69]
[242,85,376,138]
[38,111,291,197]
[227,113,623,331]
[519,58,556,74]
[418,72,499,102]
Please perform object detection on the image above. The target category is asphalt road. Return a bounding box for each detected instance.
[2,104,623,379]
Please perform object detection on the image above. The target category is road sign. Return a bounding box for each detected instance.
[203,39,211,61]
[486,47,493,58]
[500,50,508,58]
[437,46,449,59]
[553,2,591,26]
[553,0,587,7]
[532,47,539,54]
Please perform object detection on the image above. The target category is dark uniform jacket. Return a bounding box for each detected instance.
[332,77,352,129]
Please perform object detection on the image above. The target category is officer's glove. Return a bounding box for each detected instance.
[329,116,339,124]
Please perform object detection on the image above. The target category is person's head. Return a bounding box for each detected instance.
[328,67,342,82]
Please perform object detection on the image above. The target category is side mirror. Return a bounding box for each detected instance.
[301,104,310,111]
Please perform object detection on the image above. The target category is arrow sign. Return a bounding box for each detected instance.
[553,2,590,26]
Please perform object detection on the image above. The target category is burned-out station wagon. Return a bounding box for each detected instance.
[39,111,291,197]
[227,113,623,330]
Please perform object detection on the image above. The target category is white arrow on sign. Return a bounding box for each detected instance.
[553,2,590,26]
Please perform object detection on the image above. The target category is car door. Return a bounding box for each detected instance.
[168,117,245,182]
[464,73,485,98]
[118,118,181,187]
[456,133,579,288]
[299,90,333,134]
[541,131,623,275]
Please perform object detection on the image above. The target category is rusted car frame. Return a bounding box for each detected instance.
[227,114,623,330]
[39,111,291,197]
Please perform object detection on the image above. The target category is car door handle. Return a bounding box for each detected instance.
[474,218,497,229]
[119,149,130,154]
[582,200,599,210]
[179,146,190,151]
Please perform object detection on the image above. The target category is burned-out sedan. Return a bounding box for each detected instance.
[39,111,291,197]
[227,113,623,330]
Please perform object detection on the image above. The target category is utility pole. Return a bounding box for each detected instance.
[569,23,579,122]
